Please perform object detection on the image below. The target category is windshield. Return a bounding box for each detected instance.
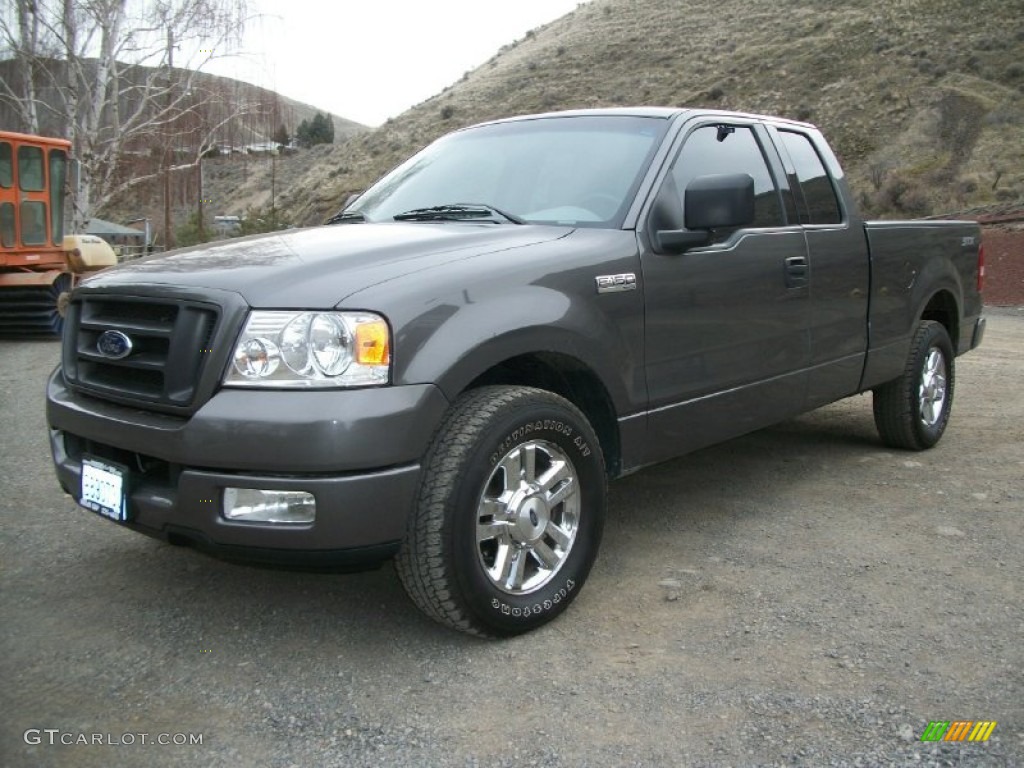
[349,115,669,228]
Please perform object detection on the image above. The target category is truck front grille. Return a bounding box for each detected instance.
[62,295,221,412]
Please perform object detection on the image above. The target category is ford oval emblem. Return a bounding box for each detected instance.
[97,330,133,360]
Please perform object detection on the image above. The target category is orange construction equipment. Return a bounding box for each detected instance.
[0,130,116,336]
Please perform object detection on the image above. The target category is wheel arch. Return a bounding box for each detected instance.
[918,289,960,352]
[461,352,622,478]
[394,287,637,478]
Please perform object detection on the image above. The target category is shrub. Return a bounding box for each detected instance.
[877,173,931,217]
[175,212,214,247]
[236,205,287,236]
[985,105,1023,125]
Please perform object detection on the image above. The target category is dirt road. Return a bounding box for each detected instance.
[2,312,1021,767]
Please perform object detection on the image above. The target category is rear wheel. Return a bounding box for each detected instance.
[873,320,955,450]
[396,385,606,637]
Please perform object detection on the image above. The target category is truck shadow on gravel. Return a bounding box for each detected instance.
[66,533,461,650]
[607,399,884,523]
[66,399,892,652]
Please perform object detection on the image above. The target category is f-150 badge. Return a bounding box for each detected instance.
[596,273,637,293]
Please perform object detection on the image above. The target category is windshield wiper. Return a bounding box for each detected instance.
[393,203,525,225]
[325,210,366,225]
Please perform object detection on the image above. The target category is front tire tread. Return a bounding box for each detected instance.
[397,386,598,637]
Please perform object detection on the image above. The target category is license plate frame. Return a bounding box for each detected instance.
[79,456,131,523]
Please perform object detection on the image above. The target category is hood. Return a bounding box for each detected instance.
[82,223,572,307]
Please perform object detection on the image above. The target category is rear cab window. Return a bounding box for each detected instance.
[776,130,843,225]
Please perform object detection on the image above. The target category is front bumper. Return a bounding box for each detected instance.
[47,370,450,566]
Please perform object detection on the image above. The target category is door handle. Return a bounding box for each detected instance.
[785,256,808,288]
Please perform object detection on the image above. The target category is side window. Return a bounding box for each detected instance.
[0,203,14,247]
[671,125,783,236]
[18,146,45,191]
[778,131,842,225]
[0,142,12,188]
[21,200,47,245]
[49,149,67,243]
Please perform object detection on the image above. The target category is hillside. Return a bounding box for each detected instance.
[203,0,1023,227]
[0,57,365,242]
[0,58,365,147]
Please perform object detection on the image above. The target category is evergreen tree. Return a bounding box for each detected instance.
[272,124,290,147]
[311,112,335,145]
[176,212,214,247]
[295,113,334,147]
[295,118,312,147]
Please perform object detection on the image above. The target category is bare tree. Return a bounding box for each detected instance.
[866,149,898,193]
[989,162,1005,192]
[0,0,252,232]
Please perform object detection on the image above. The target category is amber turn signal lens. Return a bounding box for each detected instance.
[355,320,390,365]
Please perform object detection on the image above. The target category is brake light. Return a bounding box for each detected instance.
[977,244,985,294]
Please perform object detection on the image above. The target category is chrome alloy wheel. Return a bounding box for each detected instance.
[476,439,580,595]
[918,347,948,427]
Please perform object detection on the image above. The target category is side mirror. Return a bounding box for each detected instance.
[685,173,755,230]
[655,173,755,253]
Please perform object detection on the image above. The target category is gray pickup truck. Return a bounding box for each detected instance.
[47,108,985,636]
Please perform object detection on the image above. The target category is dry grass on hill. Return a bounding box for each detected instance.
[201,0,1024,227]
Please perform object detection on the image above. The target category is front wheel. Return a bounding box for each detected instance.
[873,320,955,450]
[396,386,606,637]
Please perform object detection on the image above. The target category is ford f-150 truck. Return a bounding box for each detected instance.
[47,108,985,636]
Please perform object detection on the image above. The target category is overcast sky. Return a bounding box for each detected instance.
[205,0,584,127]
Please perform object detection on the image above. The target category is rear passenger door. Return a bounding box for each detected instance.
[769,127,869,407]
[638,119,811,462]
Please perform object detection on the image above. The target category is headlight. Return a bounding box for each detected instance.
[225,311,390,388]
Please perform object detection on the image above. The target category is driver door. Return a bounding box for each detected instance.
[639,120,812,462]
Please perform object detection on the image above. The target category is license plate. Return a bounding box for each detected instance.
[80,457,130,522]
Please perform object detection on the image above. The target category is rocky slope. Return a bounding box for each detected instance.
[195,0,1024,226]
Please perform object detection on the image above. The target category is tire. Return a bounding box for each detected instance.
[396,385,607,637]
[873,320,955,450]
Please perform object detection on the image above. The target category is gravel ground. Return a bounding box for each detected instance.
[1,311,1022,768]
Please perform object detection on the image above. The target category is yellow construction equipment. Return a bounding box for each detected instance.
[1,130,116,336]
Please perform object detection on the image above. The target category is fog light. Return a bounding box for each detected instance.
[222,488,316,524]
